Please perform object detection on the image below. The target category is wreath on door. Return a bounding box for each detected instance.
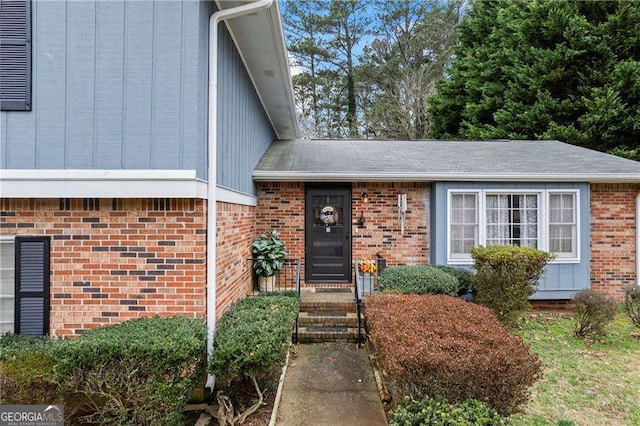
[319,205,339,225]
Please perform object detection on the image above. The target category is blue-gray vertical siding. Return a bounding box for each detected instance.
[431,182,591,299]
[216,23,275,195]
[1,0,274,192]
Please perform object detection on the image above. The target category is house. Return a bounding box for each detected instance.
[254,139,640,300]
[1,0,639,352]
[0,0,297,369]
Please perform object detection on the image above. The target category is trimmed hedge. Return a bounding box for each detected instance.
[472,245,555,324]
[366,293,542,415]
[432,265,475,296]
[0,334,59,405]
[390,396,509,425]
[210,294,298,424]
[378,265,458,296]
[0,316,206,425]
[210,294,298,383]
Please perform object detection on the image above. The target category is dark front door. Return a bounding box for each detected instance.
[305,186,351,283]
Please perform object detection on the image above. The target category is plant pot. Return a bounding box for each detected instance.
[259,275,276,292]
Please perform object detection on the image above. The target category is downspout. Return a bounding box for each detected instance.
[636,193,640,286]
[206,0,274,391]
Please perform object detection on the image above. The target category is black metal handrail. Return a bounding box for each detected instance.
[354,258,386,346]
[248,258,301,343]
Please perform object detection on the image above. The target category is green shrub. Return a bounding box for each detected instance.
[573,289,617,338]
[0,334,59,405]
[54,316,206,425]
[432,265,475,295]
[210,295,298,424]
[378,265,458,296]
[390,396,509,425]
[367,294,542,416]
[623,286,640,328]
[472,246,555,324]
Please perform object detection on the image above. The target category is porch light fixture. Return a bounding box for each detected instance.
[358,192,368,227]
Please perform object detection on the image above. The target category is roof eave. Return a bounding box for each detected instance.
[215,0,299,140]
[253,171,640,183]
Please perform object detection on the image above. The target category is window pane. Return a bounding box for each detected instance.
[450,194,478,256]
[451,194,463,209]
[452,208,463,223]
[0,298,14,323]
[485,193,539,247]
[0,270,15,294]
[548,194,576,257]
[561,208,573,223]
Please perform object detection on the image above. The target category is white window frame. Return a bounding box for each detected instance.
[446,189,580,265]
[0,235,15,334]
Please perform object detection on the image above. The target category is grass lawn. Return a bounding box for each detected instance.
[512,311,640,426]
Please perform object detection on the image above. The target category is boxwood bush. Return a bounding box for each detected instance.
[573,289,617,338]
[56,316,206,425]
[390,396,509,425]
[0,334,59,405]
[210,294,298,424]
[472,245,555,324]
[367,293,542,416]
[378,264,458,296]
[432,265,475,296]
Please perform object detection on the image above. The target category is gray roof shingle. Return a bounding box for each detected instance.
[253,139,640,182]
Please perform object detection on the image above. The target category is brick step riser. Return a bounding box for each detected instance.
[299,303,356,314]
[297,336,361,343]
[298,318,358,328]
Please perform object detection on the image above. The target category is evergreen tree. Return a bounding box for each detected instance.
[428,0,640,154]
[360,0,465,139]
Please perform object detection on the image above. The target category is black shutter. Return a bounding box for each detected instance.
[15,237,50,336]
[0,0,32,111]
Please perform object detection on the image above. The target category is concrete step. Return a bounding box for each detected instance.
[295,326,363,343]
[298,311,358,328]
[299,301,356,314]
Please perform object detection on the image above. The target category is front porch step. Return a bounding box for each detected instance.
[299,301,356,313]
[296,326,363,343]
[298,311,358,328]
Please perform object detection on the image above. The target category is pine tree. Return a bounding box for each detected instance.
[428,0,640,155]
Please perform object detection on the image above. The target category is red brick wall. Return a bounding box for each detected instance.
[0,198,207,336]
[256,182,306,278]
[215,201,255,318]
[256,182,430,285]
[590,183,639,299]
[352,182,429,267]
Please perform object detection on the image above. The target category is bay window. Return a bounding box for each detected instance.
[448,189,579,263]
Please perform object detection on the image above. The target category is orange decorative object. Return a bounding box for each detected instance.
[358,258,378,275]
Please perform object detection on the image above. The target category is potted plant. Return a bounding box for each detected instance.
[358,258,378,294]
[252,231,287,292]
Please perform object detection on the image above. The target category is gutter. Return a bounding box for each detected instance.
[637,193,640,286]
[252,171,640,183]
[206,0,274,391]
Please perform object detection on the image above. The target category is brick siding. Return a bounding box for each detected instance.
[256,182,429,285]
[215,201,256,317]
[590,183,639,299]
[0,198,207,336]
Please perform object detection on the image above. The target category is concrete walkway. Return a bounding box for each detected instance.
[275,342,387,426]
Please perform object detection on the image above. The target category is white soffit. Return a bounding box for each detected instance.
[0,170,208,199]
[216,0,298,140]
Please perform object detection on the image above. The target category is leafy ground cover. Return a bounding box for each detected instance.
[513,312,640,426]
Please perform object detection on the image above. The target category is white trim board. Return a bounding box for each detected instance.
[216,186,258,206]
[0,170,208,199]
